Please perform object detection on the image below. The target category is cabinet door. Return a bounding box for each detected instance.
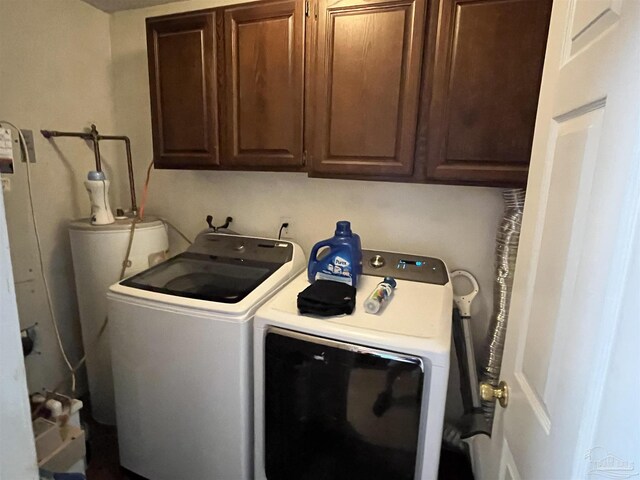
[419,0,552,186]
[147,11,220,169]
[223,0,305,169]
[308,0,427,177]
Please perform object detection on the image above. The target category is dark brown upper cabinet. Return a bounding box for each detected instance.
[417,0,552,186]
[222,0,305,169]
[307,0,427,177]
[145,0,552,186]
[147,10,221,169]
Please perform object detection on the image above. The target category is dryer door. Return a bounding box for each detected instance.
[264,328,425,480]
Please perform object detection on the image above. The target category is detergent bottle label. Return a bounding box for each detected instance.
[315,254,354,285]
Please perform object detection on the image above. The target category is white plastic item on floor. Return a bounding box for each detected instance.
[34,396,87,476]
[63,398,86,474]
[69,216,168,425]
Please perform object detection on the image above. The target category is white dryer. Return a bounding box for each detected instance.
[253,250,452,480]
[107,233,304,480]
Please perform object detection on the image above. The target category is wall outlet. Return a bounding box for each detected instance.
[279,216,293,239]
[1,177,10,192]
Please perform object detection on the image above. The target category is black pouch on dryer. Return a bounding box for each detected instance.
[297,280,356,317]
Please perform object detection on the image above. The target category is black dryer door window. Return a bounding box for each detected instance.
[265,329,425,480]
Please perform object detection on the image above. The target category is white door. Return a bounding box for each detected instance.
[473,0,640,479]
[0,181,39,479]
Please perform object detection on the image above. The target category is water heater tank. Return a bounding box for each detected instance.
[69,216,169,425]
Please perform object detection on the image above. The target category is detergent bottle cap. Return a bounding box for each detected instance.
[335,221,352,237]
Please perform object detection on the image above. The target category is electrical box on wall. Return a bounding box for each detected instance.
[0,127,15,173]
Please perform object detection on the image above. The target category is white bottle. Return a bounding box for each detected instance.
[364,276,397,314]
[85,170,115,225]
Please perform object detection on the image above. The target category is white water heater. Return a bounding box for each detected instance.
[69,217,169,425]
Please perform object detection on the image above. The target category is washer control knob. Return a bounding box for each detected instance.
[369,255,385,268]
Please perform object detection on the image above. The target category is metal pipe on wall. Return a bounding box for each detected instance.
[41,125,102,172]
[100,134,137,214]
[41,124,138,215]
[480,188,525,425]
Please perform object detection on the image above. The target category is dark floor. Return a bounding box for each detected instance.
[438,446,475,480]
[82,408,473,480]
[82,415,143,480]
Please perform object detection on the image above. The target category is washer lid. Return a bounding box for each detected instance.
[109,235,306,318]
[120,252,286,304]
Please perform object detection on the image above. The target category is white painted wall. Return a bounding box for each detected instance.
[0,0,127,395]
[109,0,506,420]
[0,184,39,480]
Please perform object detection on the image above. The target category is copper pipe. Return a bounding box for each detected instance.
[41,125,102,171]
[41,124,138,214]
[100,134,137,215]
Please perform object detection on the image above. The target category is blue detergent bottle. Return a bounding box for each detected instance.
[308,221,362,287]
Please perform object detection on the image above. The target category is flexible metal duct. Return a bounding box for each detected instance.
[481,188,525,424]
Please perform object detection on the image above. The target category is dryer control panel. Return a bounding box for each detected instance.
[362,249,449,285]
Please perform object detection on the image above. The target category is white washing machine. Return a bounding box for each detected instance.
[253,250,452,480]
[107,233,305,480]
